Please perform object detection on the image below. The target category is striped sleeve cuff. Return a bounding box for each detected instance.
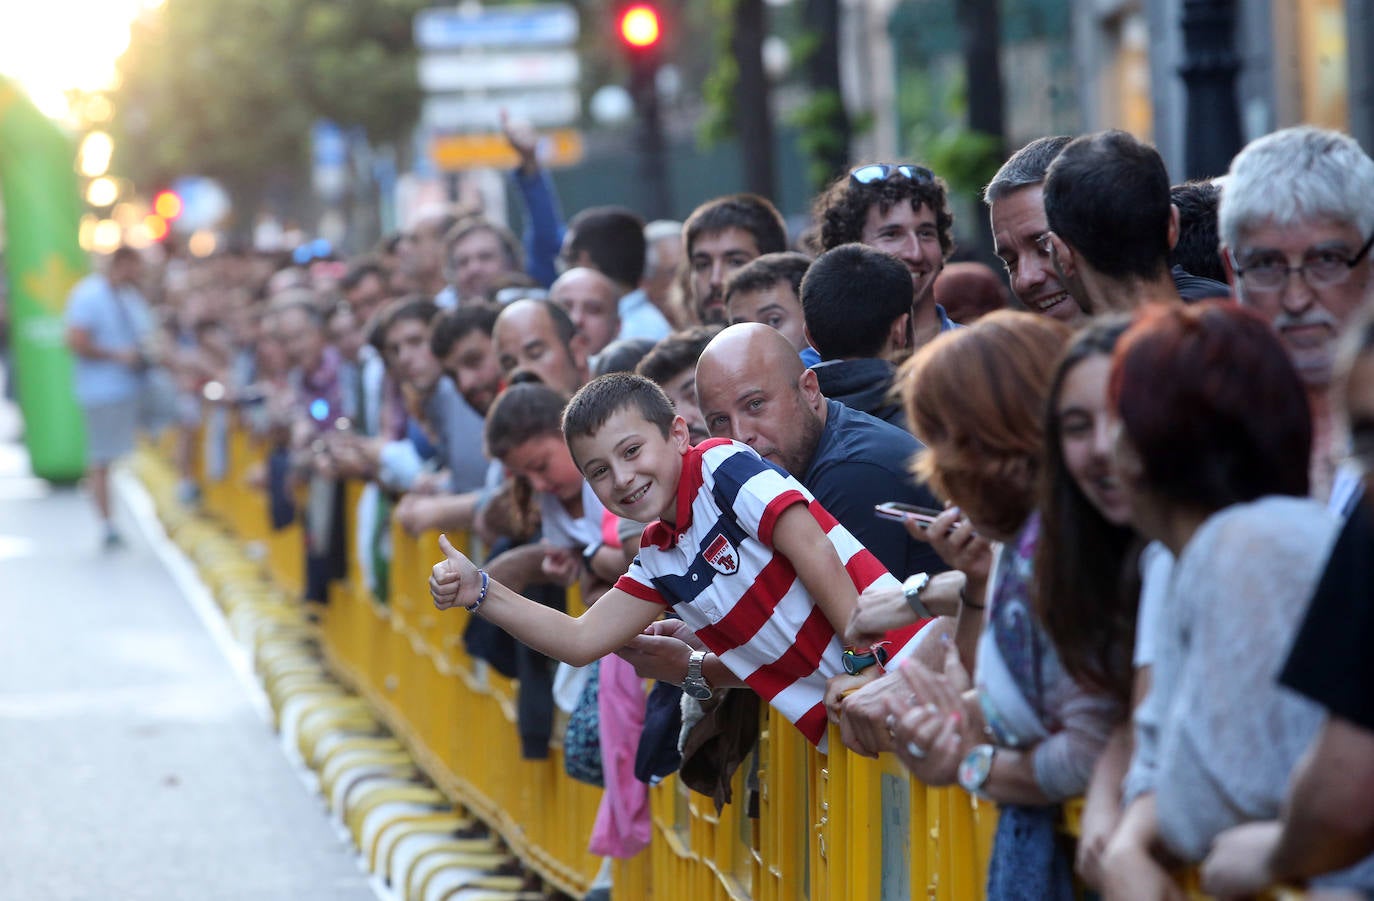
[757,488,808,546]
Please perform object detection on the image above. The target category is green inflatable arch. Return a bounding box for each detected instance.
[0,76,89,482]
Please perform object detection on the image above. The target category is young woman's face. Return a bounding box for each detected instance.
[503,433,585,505]
[1058,354,1132,526]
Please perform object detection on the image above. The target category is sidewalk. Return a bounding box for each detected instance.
[0,397,375,900]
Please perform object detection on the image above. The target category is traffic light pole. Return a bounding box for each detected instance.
[630,53,672,220]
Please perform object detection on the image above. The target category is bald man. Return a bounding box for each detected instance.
[492,298,589,396]
[549,267,621,357]
[616,324,950,691]
[695,324,944,579]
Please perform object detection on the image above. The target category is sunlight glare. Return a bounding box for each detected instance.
[0,0,148,121]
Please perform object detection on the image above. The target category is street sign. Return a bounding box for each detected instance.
[417,49,580,93]
[414,4,578,51]
[311,119,349,202]
[421,89,580,131]
[429,129,584,172]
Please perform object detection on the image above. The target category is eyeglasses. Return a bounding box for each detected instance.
[1232,231,1374,293]
[849,163,935,186]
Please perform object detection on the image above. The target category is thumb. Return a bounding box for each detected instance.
[438,533,464,561]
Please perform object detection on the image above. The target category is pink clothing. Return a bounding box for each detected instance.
[588,654,651,857]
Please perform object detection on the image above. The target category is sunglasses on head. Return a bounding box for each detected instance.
[849,163,935,186]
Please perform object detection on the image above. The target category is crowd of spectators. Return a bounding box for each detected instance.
[71,122,1374,900]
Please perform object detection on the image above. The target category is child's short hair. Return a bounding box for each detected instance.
[485,382,567,461]
[563,373,677,447]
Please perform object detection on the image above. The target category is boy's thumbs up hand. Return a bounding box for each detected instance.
[431,534,478,610]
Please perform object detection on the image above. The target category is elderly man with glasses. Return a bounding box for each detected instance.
[809,162,962,350]
[1218,126,1374,504]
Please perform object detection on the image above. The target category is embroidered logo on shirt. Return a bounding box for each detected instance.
[702,534,739,575]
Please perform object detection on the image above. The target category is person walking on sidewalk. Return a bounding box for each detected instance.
[64,245,155,549]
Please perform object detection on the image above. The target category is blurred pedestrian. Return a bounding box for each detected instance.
[64,246,155,549]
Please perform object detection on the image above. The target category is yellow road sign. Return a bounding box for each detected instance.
[429,129,584,172]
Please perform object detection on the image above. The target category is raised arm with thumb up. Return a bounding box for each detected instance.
[430,533,479,610]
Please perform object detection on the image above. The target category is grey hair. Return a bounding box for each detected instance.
[982,135,1075,205]
[1219,126,1374,250]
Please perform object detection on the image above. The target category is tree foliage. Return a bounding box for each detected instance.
[110,0,424,200]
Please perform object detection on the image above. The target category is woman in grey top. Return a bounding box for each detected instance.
[1102,302,1374,897]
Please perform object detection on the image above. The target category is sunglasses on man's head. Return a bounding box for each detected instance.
[849,163,935,186]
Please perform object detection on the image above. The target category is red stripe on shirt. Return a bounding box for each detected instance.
[807,498,840,532]
[741,606,836,701]
[843,548,892,592]
[794,701,830,746]
[758,488,807,545]
[643,441,727,550]
[695,554,798,652]
[614,574,667,605]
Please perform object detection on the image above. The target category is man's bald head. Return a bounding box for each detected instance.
[701,322,806,382]
[493,298,588,396]
[696,323,825,476]
[550,267,621,356]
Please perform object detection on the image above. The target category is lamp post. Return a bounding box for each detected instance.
[1179,0,1243,179]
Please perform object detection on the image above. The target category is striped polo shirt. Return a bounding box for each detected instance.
[614,439,900,750]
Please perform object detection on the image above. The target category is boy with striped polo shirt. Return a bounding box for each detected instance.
[430,372,898,749]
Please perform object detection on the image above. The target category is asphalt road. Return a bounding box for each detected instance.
[0,394,377,901]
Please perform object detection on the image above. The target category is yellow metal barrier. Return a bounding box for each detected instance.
[187,419,1009,900]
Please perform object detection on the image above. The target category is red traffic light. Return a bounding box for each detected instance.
[619,4,661,50]
[153,189,183,221]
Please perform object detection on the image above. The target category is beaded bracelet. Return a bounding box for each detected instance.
[465,569,490,613]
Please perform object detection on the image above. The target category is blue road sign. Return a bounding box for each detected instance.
[414,4,578,52]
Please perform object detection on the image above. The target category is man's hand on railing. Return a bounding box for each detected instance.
[411,469,448,496]
[1199,821,1281,899]
[825,669,881,726]
[395,493,434,537]
[845,582,916,646]
[541,546,582,588]
[641,618,705,648]
[615,631,693,684]
[845,572,969,646]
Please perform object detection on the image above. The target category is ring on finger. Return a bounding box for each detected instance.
[905,740,927,760]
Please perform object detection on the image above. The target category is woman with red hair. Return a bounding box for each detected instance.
[886,310,1121,899]
[1100,301,1374,897]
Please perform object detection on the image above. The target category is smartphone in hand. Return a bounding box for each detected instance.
[874,501,943,527]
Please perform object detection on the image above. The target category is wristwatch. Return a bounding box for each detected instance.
[683,650,714,700]
[581,539,604,570]
[903,572,933,618]
[841,643,891,676]
[958,743,996,798]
